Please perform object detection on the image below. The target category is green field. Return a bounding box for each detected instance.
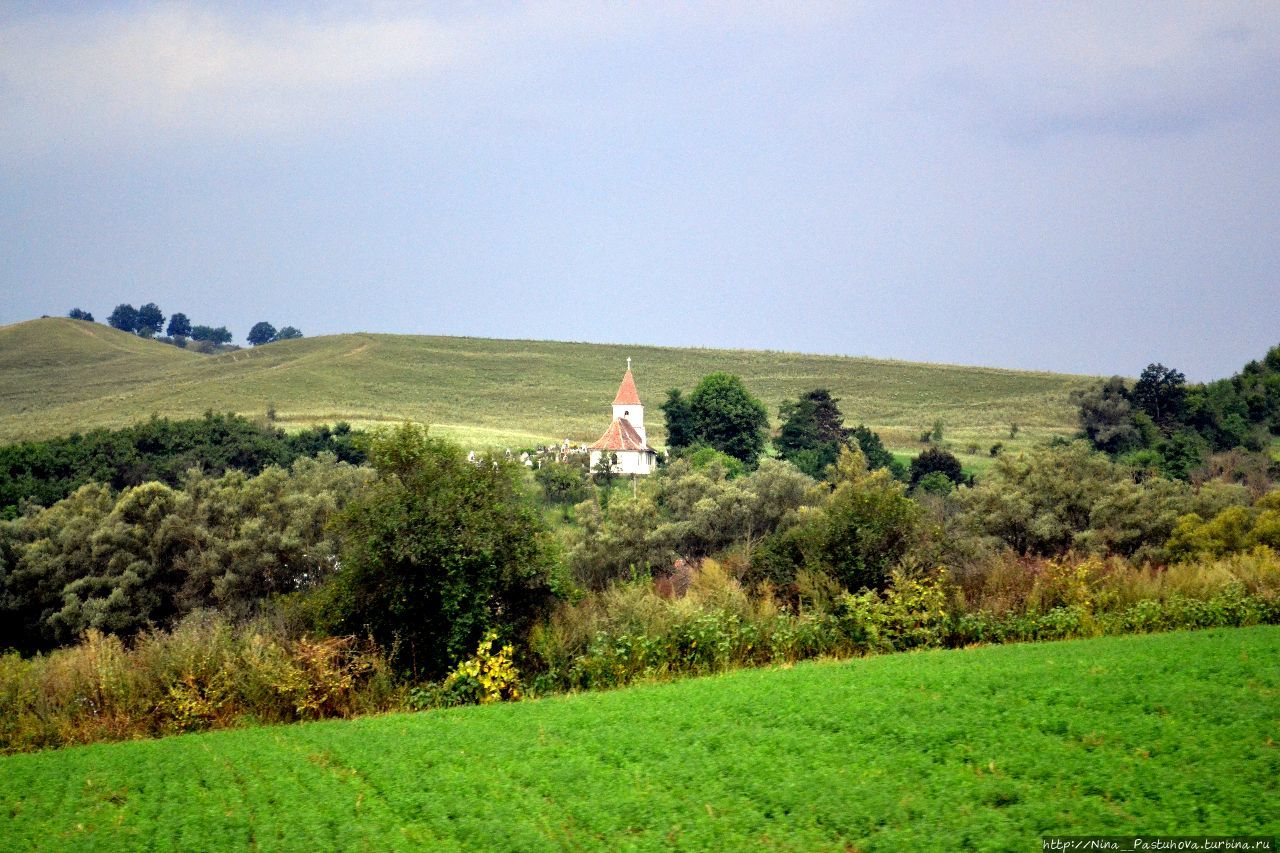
[0,318,1095,455]
[2,627,1276,851]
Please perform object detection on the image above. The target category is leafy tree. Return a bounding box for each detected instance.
[776,389,851,477]
[191,325,233,345]
[107,304,139,333]
[534,460,588,511]
[1132,363,1187,430]
[166,312,192,338]
[136,303,164,337]
[274,326,303,341]
[248,321,278,346]
[909,447,964,489]
[788,447,920,591]
[1074,377,1140,454]
[316,424,556,677]
[685,373,769,466]
[67,308,94,322]
[661,389,695,450]
[959,441,1124,556]
[849,425,895,473]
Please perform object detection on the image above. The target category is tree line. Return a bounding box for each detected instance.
[67,304,302,349]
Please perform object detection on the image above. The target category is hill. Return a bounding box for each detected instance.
[0,317,1096,453]
[2,627,1276,849]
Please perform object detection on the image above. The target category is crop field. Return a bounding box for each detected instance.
[0,318,1095,455]
[2,627,1276,851]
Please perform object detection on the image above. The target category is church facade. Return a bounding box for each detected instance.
[589,359,658,475]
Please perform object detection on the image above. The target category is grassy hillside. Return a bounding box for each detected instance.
[0,318,1096,454]
[2,627,1276,850]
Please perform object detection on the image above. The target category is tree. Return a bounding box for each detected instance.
[67,308,94,322]
[534,460,588,513]
[909,447,964,489]
[136,303,164,337]
[1074,377,1140,454]
[685,373,769,466]
[849,425,896,473]
[776,389,851,477]
[248,321,277,346]
[1132,363,1187,430]
[166,313,192,338]
[791,447,920,591]
[274,326,303,341]
[191,325,233,345]
[107,304,139,333]
[661,389,695,450]
[316,424,556,678]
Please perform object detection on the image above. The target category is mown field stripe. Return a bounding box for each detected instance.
[1,627,1276,851]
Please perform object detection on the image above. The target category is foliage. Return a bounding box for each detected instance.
[784,447,921,591]
[136,303,164,338]
[248,321,277,346]
[439,631,523,706]
[274,326,303,340]
[0,613,398,753]
[1074,376,1140,454]
[534,459,589,509]
[1132,363,1187,430]
[190,325,233,344]
[565,457,814,589]
[908,446,964,489]
[0,413,367,516]
[659,388,695,449]
[0,455,374,652]
[165,312,191,338]
[1166,491,1280,560]
[66,308,94,322]
[960,441,1126,556]
[314,424,556,679]
[775,389,849,477]
[106,304,138,333]
[672,373,770,466]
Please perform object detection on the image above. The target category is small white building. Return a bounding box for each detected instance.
[589,359,658,475]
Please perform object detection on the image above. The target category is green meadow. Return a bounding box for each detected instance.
[2,627,1276,851]
[0,318,1095,456]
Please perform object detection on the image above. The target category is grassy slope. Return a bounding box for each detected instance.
[0,318,1096,454]
[2,628,1277,851]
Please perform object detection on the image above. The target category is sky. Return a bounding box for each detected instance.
[1,2,1277,382]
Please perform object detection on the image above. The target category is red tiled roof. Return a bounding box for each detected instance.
[590,418,651,452]
[612,369,642,406]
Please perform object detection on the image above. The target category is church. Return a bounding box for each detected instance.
[589,359,659,475]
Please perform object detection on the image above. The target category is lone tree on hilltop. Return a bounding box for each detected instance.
[107,304,139,333]
[136,303,164,337]
[248,321,278,346]
[67,308,94,322]
[166,312,192,338]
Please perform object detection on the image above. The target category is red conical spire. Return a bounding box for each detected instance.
[612,358,641,406]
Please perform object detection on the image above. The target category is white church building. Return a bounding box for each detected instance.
[589,359,659,475]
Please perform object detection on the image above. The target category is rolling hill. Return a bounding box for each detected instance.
[0,317,1097,452]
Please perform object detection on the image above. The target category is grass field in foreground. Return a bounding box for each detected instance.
[0,318,1096,457]
[2,627,1277,851]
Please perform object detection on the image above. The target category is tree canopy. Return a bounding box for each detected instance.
[664,373,768,466]
[248,321,278,346]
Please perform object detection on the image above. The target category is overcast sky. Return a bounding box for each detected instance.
[2,2,1277,381]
